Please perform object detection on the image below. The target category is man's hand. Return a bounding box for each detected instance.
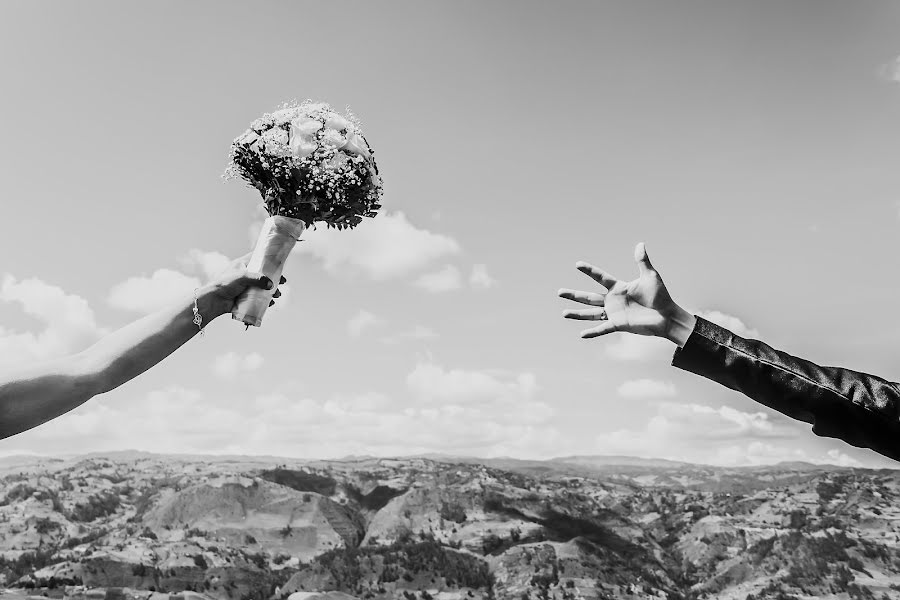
[558,243,696,346]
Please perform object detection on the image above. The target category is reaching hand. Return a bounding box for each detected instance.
[204,252,287,317]
[558,243,696,346]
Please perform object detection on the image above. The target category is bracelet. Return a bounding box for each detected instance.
[192,288,204,337]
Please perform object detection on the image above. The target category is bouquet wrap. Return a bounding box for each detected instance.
[232,215,306,327]
[226,100,383,328]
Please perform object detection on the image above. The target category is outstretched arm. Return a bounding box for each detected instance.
[558,243,900,462]
[0,255,283,440]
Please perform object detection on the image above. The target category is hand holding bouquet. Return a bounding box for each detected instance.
[225,100,383,327]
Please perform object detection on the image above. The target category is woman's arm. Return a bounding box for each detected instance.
[0,256,280,440]
[558,243,900,462]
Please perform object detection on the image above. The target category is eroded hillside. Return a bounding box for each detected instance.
[0,454,899,600]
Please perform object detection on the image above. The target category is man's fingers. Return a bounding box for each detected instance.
[635,242,654,276]
[558,288,605,306]
[576,262,618,289]
[563,308,607,321]
[580,322,617,339]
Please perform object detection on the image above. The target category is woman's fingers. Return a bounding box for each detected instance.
[558,288,605,306]
[280,275,287,284]
[563,308,607,321]
[273,289,282,298]
[580,322,616,339]
[575,262,618,289]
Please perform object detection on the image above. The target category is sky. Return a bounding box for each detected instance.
[0,0,899,468]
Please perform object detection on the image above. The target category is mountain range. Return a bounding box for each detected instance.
[0,452,898,600]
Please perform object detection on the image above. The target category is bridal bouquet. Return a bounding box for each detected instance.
[225,100,383,327]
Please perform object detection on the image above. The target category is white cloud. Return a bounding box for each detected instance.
[0,276,106,367]
[407,362,539,407]
[413,265,463,293]
[347,310,385,337]
[107,268,200,313]
[294,211,461,280]
[469,264,496,289]
[695,310,759,339]
[604,335,674,361]
[3,362,563,460]
[878,55,900,83]
[616,378,677,399]
[593,401,862,466]
[382,325,439,345]
[212,351,264,378]
[180,249,232,281]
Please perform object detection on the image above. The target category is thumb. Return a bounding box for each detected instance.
[634,242,654,276]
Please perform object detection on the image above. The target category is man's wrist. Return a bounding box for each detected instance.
[663,305,697,347]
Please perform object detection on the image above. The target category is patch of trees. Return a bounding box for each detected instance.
[346,484,407,512]
[0,547,58,580]
[439,501,467,524]
[68,491,120,522]
[34,517,60,535]
[308,538,493,591]
[260,468,337,496]
[817,479,844,504]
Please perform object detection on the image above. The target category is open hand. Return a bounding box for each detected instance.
[558,243,695,345]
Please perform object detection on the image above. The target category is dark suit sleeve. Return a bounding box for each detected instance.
[671,316,900,462]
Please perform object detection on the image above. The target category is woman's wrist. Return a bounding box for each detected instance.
[662,305,697,347]
[195,284,232,323]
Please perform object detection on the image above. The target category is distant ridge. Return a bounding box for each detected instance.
[0,449,882,471]
[551,455,699,468]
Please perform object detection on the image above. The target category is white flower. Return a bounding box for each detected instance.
[271,108,297,125]
[262,127,289,145]
[289,116,323,159]
[328,153,350,170]
[321,128,347,148]
[291,116,323,137]
[290,136,317,158]
[342,132,370,158]
[325,114,351,132]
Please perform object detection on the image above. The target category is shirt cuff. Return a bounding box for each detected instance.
[671,315,734,372]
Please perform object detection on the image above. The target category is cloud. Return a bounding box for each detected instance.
[695,310,759,339]
[107,248,246,314]
[107,268,200,313]
[616,379,677,399]
[295,211,461,280]
[347,310,385,337]
[212,352,264,379]
[0,276,106,367]
[180,249,232,281]
[604,335,674,361]
[407,362,539,407]
[413,265,463,293]
[381,325,439,345]
[877,55,900,83]
[3,362,563,460]
[469,264,496,289]
[593,401,861,466]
